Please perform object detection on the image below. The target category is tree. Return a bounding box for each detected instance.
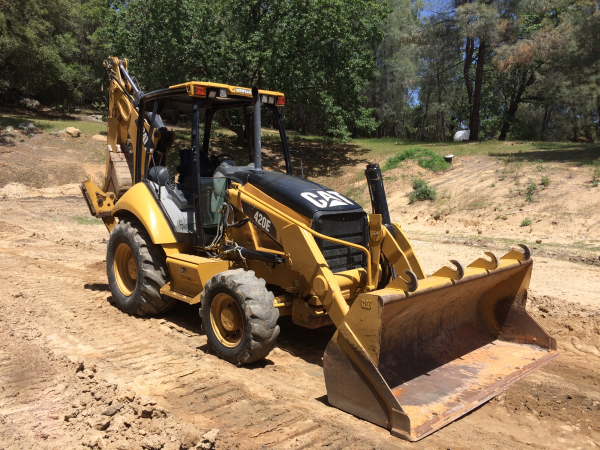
[0,0,109,106]
[106,0,387,140]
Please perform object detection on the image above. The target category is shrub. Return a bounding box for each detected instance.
[383,147,450,172]
[409,179,437,203]
[521,217,532,227]
[541,176,550,187]
[525,179,537,202]
[593,158,600,184]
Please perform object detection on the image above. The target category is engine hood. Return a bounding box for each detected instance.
[228,170,363,218]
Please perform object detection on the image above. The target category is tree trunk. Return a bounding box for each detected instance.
[301,104,307,135]
[437,71,445,141]
[540,105,550,141]
[464,37,474,117]
[469,40,486,141]
[498,70,535,141]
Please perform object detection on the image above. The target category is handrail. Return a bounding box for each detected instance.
[237,187,373,288]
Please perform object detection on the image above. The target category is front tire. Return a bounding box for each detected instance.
[106,218,176,316]
[201,269,279,365]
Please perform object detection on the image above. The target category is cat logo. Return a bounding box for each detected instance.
[300,191,354,208]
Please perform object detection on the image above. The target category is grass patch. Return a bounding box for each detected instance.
[73,216,103,225]
[409,179,437,203]
[521,217,532,227]
[592,158,600,185]
[0,115,106,135]
[383,147,450,172]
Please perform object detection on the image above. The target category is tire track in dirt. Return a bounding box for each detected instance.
[0,252,382,449]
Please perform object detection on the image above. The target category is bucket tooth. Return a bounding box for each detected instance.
[388,269,419,292]
[431,259,465,280]
[468,251,499,271]
[501,243,531,261]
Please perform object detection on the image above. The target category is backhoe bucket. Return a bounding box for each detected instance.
[324,247,557,441]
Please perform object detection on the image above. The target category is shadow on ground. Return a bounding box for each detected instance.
[493,145,600,164]
[161,302,335,368]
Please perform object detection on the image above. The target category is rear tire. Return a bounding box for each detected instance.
[106,218,176,316]
[201,269,279,365]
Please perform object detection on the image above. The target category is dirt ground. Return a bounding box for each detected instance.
[0,124,599,449]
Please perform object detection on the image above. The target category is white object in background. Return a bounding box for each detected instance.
[453,130,470,141]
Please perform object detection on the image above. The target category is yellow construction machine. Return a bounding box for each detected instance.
[81,57,557,441]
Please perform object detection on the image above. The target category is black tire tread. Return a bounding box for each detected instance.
[201,269,279,365]
[107,218,176,316]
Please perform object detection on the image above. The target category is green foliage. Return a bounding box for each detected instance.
[383,147,450,172]
[541,176,550,187]
[521,217,532,227]
[409,178,437,203]
[106,0,386,140]
[525,179,537,203]
[0,0,109,106]
[593,159,600,184]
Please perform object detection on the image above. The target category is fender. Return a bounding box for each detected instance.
[112,182,176,244]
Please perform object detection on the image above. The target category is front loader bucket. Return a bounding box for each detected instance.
[323,247,557,441]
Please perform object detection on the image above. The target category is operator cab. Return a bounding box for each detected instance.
[137,82,295,247]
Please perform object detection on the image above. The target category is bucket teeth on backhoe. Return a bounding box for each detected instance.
[323,243,557,441]
[468,251,499,270]
[431,259,465,280]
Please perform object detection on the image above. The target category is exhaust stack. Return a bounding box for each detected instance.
[252,87,263,173]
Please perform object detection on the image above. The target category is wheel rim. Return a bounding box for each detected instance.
[210,293,244,348]
[114,243,137,296]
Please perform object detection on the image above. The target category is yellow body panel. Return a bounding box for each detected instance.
[170,81,284,98]
[166,254,233,298]
[113,183,176,244]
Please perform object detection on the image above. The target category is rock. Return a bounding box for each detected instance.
[4,126,14,132]
[152,406,168,419]
[107,416,126,432]
[66,127,81,137]
[142,434,164,450]
[202,429,219,445]
[109,439,129,450]
[58,128,67,134]
[81,433,104,448]
[92,416,112,431]
[68,355,85,372]
[141,407,154,418]
[140,397,157,406]
[18,122,34,131]
[49,131,57,135]
[102,402,124,416]
[536,239,542,244]
[92,134,107,142]
[117,390,135,403]
[477,229,482,235]
[446,230,449,234]
[19,98,40,109]
[64,408,79,421]
[122,413,136,426]
[180,424,202,449]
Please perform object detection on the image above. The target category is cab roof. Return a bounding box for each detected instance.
[169,81,284,99]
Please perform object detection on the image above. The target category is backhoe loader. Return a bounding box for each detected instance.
[81,57,557,441]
